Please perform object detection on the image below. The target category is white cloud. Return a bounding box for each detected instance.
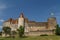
[0,26,2,28]
[0,4,7,11]
[0,2,7,17]
[0,19,4,22]
[0,26,3,31]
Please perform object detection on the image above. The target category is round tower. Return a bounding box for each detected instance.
[47,13,57,29]
[18,12,25,28]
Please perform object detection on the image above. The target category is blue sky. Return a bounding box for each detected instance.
[0,0,60,30]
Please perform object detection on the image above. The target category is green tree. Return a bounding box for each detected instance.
[0,32,2,36]
[3,27,11,36]
[18,26,24,37]
[56,24,60,35]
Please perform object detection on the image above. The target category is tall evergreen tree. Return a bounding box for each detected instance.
[18,26,24,37]
[56,24,60,35]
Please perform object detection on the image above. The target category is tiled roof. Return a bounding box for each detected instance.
[11,19,18,24]
[5,18,18,24]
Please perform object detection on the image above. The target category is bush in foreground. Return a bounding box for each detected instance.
[40,34,48,36]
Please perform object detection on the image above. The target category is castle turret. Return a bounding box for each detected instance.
[47,13,57,29]
[18,12,25,28]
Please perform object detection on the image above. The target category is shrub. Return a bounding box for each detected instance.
[40,34,48,36]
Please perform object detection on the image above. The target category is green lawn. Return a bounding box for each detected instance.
[0,36,60,40]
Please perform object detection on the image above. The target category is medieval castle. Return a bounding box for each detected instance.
[3,12,57,36]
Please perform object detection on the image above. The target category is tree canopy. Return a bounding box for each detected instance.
[3,27,11,36]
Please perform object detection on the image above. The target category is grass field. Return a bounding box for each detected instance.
[0,36,60,40]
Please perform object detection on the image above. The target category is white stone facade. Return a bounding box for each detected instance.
[18,18,24,28]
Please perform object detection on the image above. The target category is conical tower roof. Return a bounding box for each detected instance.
[19,12,24,18]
